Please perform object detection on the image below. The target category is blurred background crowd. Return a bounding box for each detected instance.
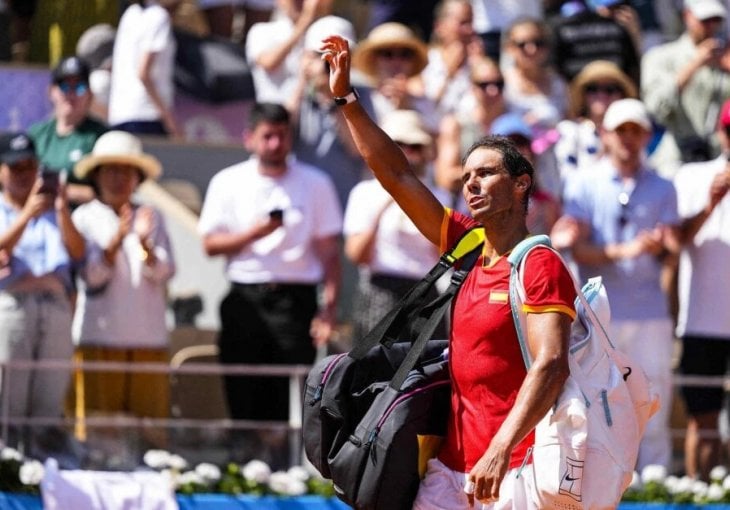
[1,0,730,485]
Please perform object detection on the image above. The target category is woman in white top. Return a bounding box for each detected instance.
[501,17,567,130]
[70,131,175,429]
[554,60,638,182]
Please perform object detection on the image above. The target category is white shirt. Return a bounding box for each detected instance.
[343,178,448,279]
[421,47,474,117]
[470,0,542,34]
[72,200,175,348]
[245,17,302,104]
[198,156,343,284]
[108,2,176,125]
[674,155,730,338]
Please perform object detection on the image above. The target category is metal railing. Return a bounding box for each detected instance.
[0,358,313,466]
[3,359,730,465]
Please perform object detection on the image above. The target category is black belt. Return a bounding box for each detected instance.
[231,282,316,293]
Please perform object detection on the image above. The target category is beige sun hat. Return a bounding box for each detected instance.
[381,109,432,146]
[568,60,638,119]
[74,130,162,180]
[352,22,429,79]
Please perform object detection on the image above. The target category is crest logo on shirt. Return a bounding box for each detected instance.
[489,290,508,304]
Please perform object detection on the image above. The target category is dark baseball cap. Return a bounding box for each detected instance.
[0,133,36,165]
[51,56,90,84]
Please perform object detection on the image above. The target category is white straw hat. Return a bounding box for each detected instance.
[74,131,162,180]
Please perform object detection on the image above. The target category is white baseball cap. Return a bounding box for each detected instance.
[684,0,726,20]
[602,98,652,132]
[304,16,356,52]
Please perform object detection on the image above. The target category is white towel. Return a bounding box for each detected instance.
[41,458,178,510]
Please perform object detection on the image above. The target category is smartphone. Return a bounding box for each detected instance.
[269,209,284,222]
[38,168,60,195]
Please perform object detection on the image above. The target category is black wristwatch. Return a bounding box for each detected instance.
[333,88,359,106]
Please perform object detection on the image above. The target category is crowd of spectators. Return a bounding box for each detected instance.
[1,0,730,481]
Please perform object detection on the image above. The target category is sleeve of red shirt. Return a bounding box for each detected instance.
[522,246,577,320]
[440,208,481,254]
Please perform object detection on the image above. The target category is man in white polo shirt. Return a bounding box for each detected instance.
[198,101,342,466]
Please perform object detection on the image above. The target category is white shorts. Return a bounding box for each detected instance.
[413,458,537,510]
[197,0,274,10]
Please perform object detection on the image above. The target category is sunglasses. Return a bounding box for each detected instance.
[376,48,416,60]
[511,39,548,51]
[473,80,505,93]
[585,83,624,96]
[57,81,89,95]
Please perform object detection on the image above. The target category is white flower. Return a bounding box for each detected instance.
[707,483,725,501]
[19,460,44,485]
[692,480,709,500]
[723,474,730,491]
[664,475,680,494]
[242,459,271,484]
[177,470,204,486]
[676,476,695,494]
[287,466,310,482]
[0,447,22,462]
[195,463,221,483]
[269,471,307,496]
[168,454,188,471]
[711,465,729,482]
[641,464,667,484]
[628,471,642,490]
[143,449,172,470]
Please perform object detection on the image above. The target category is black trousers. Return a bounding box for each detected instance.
[218,282,317,421]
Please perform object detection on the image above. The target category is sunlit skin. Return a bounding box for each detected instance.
[685,11,724,44]
[435,0,475,47]
[374,46,419,80]
[244,121,292,174]
[50,77,92,134]
[0,158,40,205]
[471,59,505,110]
[461,147,531,226]
[585,81,626,124]
[506,22,550,73]
[95,164,141,212]
[601,121,651,175]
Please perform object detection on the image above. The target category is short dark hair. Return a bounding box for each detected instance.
[248,102,290,130]
[461,135,534,211]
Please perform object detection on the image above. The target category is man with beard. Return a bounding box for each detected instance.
[198,102,342,466]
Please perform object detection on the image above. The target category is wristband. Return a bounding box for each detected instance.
[333,88,359,106]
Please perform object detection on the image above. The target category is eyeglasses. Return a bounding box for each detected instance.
[511,39,548,51]
[585,83,624,96]
[57,81,89,95]
[618,191,630,228]
[473,80,505,93]
[375,48,416,60]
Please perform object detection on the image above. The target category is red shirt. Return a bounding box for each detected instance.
[438,210,577,472]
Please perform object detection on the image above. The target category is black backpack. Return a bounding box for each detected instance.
[302,228,484,510]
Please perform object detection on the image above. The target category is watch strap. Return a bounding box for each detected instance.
[334,89,358,106]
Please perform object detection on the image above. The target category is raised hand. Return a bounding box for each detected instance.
[321,35,352,98]
[134,206,156,244]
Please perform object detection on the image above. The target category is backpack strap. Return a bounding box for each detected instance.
[350,226,485,361]
[389,242,482,390]
[507,235,552,369]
